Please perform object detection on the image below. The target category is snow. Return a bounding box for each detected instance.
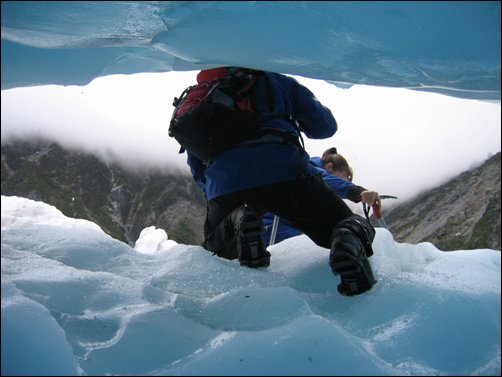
[2,195,500,376]
[1,2,501,375]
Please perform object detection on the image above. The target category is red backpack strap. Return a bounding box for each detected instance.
[234,75,257,111]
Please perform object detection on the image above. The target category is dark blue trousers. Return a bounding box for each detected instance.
[204,174,353,259]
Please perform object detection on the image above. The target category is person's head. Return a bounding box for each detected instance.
[321,147,353,182]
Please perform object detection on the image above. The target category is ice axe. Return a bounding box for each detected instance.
[269,214,280,246]
[371,202,388,229]
[363,195,397,230]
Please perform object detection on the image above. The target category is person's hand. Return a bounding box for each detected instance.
[360,191,381,209]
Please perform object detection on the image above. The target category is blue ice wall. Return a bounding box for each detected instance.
[1,1,500,99]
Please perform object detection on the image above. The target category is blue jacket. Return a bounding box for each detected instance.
[262,157,366,245]
[187,71,338,201]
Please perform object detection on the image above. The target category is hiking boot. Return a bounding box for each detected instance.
[329,214,376,296]
[231,204,270,268]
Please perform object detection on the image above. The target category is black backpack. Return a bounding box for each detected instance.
[169,67,265,162]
